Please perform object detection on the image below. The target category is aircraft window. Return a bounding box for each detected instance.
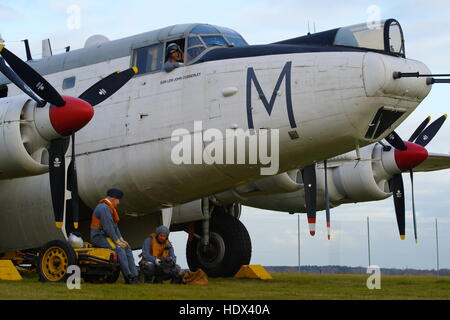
[62,76,76,90]
[133,43,163,75]
[334,23,385,51]
[188,36,203,47]
[215,26,241,37]
[202,35,228,47]
[388,21,403,54]
[225,36,248,47]
[187,47,206,61]
[191,25,220,34]
[333,19,405,57]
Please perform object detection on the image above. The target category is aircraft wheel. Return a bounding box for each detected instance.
[37,240,77,283]
[186,209,251,277]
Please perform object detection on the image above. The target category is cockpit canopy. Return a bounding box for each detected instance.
[277,19,406,58]
[186,24,249,61]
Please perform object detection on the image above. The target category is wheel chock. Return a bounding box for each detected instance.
[234,265,272,280]
[0,260,22,281]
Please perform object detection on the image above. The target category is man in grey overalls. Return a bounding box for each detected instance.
[90,188,139,284]
[139,225,182,284]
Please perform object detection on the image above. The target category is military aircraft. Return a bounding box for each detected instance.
[0,19,449,278]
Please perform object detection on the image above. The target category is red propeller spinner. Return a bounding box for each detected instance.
[394,141,429,172]
[49,96,94,136]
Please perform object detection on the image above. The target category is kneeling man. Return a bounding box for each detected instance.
[140,225,182,283]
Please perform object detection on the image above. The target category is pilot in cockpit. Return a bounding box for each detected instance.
[164,43,184,72]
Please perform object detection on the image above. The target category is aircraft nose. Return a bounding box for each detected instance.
[363,52,432,100]
[49,96,94,136]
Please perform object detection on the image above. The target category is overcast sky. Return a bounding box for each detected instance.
[1,0,449,270]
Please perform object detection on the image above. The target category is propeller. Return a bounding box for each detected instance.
[389,174,406,240]
[0,45,66,107]
[0,57,45,107]
[0,45,138,229]
[301,164,317,236]
[324,160,331,240]
[408,116,431,143]
[385,131,407,151]
[385,115,447,242]
[414,114,447,147]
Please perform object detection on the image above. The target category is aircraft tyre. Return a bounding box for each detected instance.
[186,208,251,277]
[37,240,77,283]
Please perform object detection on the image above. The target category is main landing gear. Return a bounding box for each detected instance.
[186,205,252,277]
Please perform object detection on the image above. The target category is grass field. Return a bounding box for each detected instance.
[1,273,450,300]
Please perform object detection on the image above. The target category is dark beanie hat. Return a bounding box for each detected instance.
[107,188,124,199]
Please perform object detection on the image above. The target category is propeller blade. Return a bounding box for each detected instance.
[49,139,66,229]
[302,164,317,236]
[324,160,331,240]
[414,114,448,147]
[67,133,79,229]
[78,67,138,107]
[389,174,406,240]
[409,170,418,243]
[0,45,66,107]
[408,116,431,142]
[385,131,407,151]
[0,57,45,106]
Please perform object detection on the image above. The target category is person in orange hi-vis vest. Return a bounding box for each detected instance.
[139,225,182,284]
[90,188,139,284]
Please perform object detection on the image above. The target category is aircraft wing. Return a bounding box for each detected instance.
[413,153,450,172]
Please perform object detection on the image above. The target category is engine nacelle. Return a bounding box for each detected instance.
[327,144,391,204]
[241,144,394,213]
[0,96,50,179]
[214,171,301,204]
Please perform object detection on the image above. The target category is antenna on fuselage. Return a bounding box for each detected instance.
[42,39,53,58]
[21,39,33,61]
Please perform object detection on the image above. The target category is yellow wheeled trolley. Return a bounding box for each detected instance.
[37,240,120,283]
[1,240,120,283]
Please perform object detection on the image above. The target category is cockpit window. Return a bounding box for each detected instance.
[215,26,242,37]
[334,19,405,57]
[191,25,220,34]
[225,36,248,47]
[188,36,203,47]
[186,24,249,61]
[276,19,405,58]
[334,23,385,51]
[202,35,227,47]
[388,21,403,53]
